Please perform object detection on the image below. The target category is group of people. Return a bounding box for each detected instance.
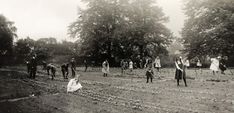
[120,59,134,75]
[26,54,229,91]
[27,57,77,80]
[210,56,227,75]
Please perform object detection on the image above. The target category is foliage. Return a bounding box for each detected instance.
[14,37,75,64]
[182,0,234,58]
[0,14,17,56]
[0,15,17,66]
[69,0,173,65]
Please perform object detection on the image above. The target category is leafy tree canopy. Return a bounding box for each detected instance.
[69,0,173,64]
[0,14,17,56]
[182,0,234,58]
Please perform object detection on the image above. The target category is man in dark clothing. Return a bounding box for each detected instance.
[26,61,30,74]
[61,63,69,79]
[29,56,37,79]
[70,58,76,78]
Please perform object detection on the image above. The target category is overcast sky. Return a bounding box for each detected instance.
[0,0,185,41]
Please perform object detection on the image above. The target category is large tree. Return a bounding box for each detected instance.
[69,0,172,65]
[182,0,234,58]
[0,15,17,66]
[0,14,17,56]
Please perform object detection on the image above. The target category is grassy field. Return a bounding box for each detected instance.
[0,66,234,113]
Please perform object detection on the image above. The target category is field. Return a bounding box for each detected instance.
[0,66,234,113]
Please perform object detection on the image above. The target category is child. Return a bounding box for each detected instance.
[61,63,69,79]
[146,66,154,83]
[129,60,133,72]
[175,56,187,87]
[196,59,202,74]
[67,74,82,93]
[102,59,109,77]
[210,56,220,75]
[154,56,161,72]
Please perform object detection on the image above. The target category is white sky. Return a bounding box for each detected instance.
[0,0,185,41]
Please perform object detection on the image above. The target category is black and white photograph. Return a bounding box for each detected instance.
[0,0,234,112]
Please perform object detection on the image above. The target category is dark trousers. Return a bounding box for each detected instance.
[51,69,56,80]
[30,68,36,79]
[71,68,75,78]
[62,70,68,79]
[27,66,30,74]
[146,75,153,83]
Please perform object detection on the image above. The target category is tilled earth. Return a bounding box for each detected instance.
[0,66,234,113]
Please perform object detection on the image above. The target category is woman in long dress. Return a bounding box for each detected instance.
[210,56,220,75]
[175,56,187,87]
[102,59,109,77]
[129,60,133,72]
[154,56,161,72]
[196,59,202,74]
[67,74,82,93]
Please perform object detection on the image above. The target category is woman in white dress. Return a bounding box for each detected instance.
[184,59,190,68]
[210,56,220,75]
[129,60,133,72]
[102,59,109,77]
[154,56,161,72]
[67,74,82,93]
[196,59,202,74]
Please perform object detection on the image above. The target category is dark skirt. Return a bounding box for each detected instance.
[219,64,226,71]
[175,69,186,80]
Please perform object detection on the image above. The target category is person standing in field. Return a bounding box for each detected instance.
[129,59,133,72]
[102,59,109,77]
[84,59,88,72]
[70,58,76,78]
[175,56,187,87]
[145,66,154,83]
[219,56,227,74]
[210,56,220,75]
[29,55,37,79]
[120,59,126,75]
[184,59,190,69]
[196,59,202,74]
[154,56,161,72]
[26,61,30,74]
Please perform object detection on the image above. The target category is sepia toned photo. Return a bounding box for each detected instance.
[0,0,234,113]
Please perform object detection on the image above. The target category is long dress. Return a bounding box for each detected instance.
[154,58,161,68]
[102,61,109,74]
[210,58,219,71]
[197,60,202,67]
[67,78,82,93]
[219,59,226,71]
[129,61,133,69]
[184,60,190,67]
[175,61,185,80]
